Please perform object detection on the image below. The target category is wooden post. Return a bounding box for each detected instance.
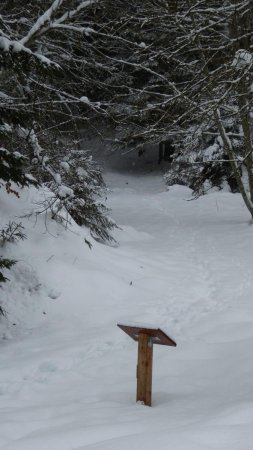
[136,333,153,406]
[117,324,176,407]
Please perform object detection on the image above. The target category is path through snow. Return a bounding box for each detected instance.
[1,171,253,449]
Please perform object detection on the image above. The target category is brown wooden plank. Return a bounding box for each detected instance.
[117,323,176,347]
[136,333,153,406]
[145,336,153,407]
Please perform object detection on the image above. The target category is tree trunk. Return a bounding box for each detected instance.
[214,109,253,219]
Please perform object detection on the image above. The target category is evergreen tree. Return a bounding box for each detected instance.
[0,0,116,244]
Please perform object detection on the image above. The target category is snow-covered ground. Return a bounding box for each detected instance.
[1,168,253,449]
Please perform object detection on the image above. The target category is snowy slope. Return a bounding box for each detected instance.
[1,170,253,449]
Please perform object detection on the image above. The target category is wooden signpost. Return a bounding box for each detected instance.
[117,324,177,406]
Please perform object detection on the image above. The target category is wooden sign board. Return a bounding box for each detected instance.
[117,324,177,347]
[117,323,177,406]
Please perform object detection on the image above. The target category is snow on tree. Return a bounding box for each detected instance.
[91,0,253,217]
[0,0,116,245]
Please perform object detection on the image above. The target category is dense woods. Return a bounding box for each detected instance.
[1,0,253,284]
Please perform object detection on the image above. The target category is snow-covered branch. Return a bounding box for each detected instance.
[19,0,97,47]
[18,127,73,200]
[20,0,66,46]
[54,0,97,26]
[0,36,57,66]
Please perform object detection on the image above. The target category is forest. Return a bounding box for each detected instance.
[1,2,253,262]
[1,2,253,449]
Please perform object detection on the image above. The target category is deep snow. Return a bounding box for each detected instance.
[1,168,253,449]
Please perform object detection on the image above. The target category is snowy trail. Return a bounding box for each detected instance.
[106,172,252,333]
[1,171,253,449]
